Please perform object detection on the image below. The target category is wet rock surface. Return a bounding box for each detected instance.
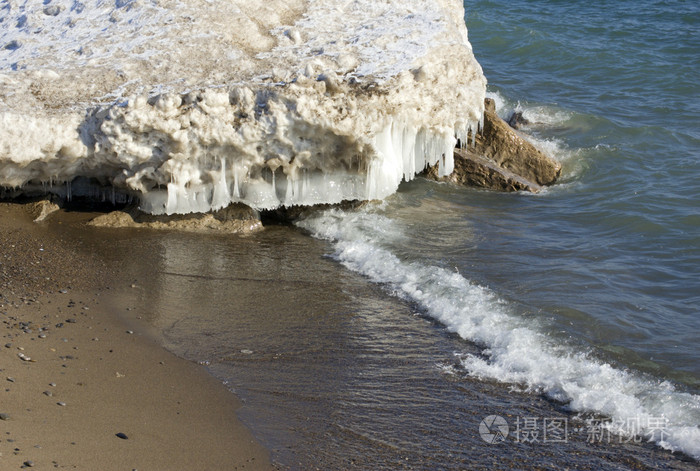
[425,98,561,192]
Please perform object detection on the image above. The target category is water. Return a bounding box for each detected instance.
[82,0,699,467]
[462,0,700,382]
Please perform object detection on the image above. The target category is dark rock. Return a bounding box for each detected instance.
[0,412,10,420]
[43,5,61,15]
[507,111,530,130]
[116,432,129,440]
[261,200,368,224]
[23,460,34,467]
[4,40,22,51]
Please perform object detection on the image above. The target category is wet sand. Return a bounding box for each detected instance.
[0,202,270,470]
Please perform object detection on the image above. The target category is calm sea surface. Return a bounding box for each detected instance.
[85,0,699,467]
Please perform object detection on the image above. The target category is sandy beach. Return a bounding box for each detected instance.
[0,201,270,470]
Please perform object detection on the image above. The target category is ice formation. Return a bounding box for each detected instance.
[0,0,486,214]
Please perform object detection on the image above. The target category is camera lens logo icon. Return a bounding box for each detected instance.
[479,415,509,444]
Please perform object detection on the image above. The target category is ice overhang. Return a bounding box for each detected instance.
[0,0,486,214]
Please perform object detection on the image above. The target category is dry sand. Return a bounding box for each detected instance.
[0,201,271,470]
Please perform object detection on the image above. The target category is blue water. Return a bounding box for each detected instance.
[463,0,700,382]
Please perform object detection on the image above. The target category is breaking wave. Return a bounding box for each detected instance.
[297,207,700,460]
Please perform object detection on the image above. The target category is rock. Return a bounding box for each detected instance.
[43,4,61,15]
[425,148,541,192]
[116,432,129,440]
[88,210,137,228]
[26,199,61,222]
[473,98,560,186]
[424,98,561,192]
[507,111,529,130]
[0,412,10,420]
[23,460,35,467]
[88,203,263,234]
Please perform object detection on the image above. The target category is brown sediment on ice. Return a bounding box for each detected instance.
[0,202,270,470]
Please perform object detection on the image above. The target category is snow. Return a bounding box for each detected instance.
[0,0,486,214]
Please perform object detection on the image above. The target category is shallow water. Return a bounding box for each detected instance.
[67,222,693,469]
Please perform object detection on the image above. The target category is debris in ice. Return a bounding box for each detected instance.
[0,0,486,214]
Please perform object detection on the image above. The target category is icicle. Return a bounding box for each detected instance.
[232,167,240,199]
[211,157,230,210]
[284,172,295,204]
[271,168,276,197]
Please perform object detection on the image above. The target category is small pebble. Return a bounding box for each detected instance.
[4,343,11,348]
[7,377,14,382]
[56,402,66,407]
[49,382,56,387]
[38,334,46,339]
[43,390,52,397]
[65,319,77,324]
[0,413,10,420]
[23,460,34,467]
[58,289,67,294]
[18,353,31,361]
[115,432,128,440]
[126,330,133,334]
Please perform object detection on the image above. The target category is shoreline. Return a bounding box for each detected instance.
[3,199,698,470]
[0,202,271,470]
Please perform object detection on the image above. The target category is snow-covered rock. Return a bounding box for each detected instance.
[0,0,486,214]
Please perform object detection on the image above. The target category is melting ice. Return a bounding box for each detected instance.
[0,0,486,213]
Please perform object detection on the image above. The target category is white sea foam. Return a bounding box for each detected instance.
[298,207,700,460]
[0,0,486,213]
[485,89,579,178]
[486,90,571,126]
